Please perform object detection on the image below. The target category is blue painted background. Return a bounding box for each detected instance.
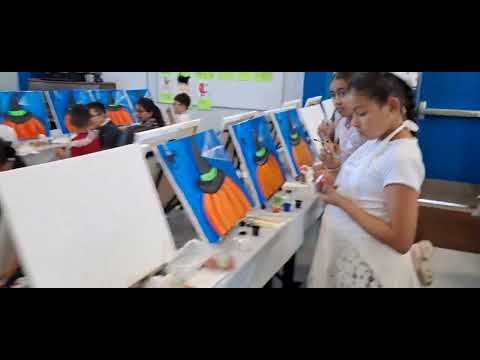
[126,89,151,109]
[273,108,316,177]
[303,72,480,184]
[47,90,94,134]
[90,89,136,123]
[231,116,286,207]
[0,91,51,137]
[157,130,254,244]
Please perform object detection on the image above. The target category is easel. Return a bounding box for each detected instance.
[134,120,201,214]
[304,96,323,107]
[282,98,302,109]
[221,111,259,171]
[227,114,302,288]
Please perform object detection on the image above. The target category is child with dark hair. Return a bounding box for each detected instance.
[116,97,166,146]
[308,72,426,288]
[88,102,121,150]
[318,72,366,164]
[135,97,165,129]
[56,104,101,159]
[168,93,192,124]
[0,138,25,288]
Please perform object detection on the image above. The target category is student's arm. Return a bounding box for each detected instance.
[320,184,419,254]
[166,108,176,125]
[0,255,19,288]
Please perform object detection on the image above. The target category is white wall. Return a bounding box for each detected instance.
[0,72,18,91]
[101,72,148,89]
[283,72,305,104]
[101,72,305,132]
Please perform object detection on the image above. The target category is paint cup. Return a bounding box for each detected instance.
[295,200,303,209]
[252,225,260,237]
[283,203,292,212]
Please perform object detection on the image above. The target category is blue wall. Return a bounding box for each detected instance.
[418,72,480,184]
[303,72,332,105]
[303,71,480,184]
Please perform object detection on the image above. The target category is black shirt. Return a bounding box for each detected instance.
[98,121,121,150]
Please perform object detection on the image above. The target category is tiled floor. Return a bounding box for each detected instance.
[167,209,480,288]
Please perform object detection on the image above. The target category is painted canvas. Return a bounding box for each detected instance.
[156,130,254,244]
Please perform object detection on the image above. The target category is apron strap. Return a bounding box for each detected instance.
[384,120,418,143]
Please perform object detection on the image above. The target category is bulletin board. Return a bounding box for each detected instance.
[155,72,285,111]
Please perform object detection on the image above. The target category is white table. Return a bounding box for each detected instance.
[183,187,325,288]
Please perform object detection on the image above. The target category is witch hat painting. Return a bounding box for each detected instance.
[191,137,251,238]
[253,126,284,201]
[287,112,313,169]
[3,94,46,140]
[106,92,133,126]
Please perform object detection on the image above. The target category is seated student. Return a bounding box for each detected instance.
[135,97,165,129]
[167,93,192,124]
[116,98,167,147]
[87,102,121,150]
[56,105,101,159]
[0,139,26,288]
[318,72,366,165]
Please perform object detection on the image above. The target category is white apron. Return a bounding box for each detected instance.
[308,121,421,288]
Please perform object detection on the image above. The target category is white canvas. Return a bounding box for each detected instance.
[0,145,176,288]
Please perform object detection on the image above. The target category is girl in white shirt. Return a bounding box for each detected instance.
[318,72,366,164]
[308,72,426,288]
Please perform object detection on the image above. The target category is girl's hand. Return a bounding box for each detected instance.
[318,122,334,140]
[319,142,341,170]
[55,148,68,159]
[318,185,349,208]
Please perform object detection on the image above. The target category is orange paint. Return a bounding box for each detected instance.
[4,117,46,140]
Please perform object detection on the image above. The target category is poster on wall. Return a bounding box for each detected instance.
[0,91,51,140]
[47,89,94,134]
[156,130,253,244]
[195,72,215,81]
[255,72,273,83]
[159,75,175,104]
[229,116,286,208]
[177,74,192,96]
[218,72,234,81]
[90,90,135,126]
[236,72,253,81]
[197,82,212,110]
[271,108,316,178]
